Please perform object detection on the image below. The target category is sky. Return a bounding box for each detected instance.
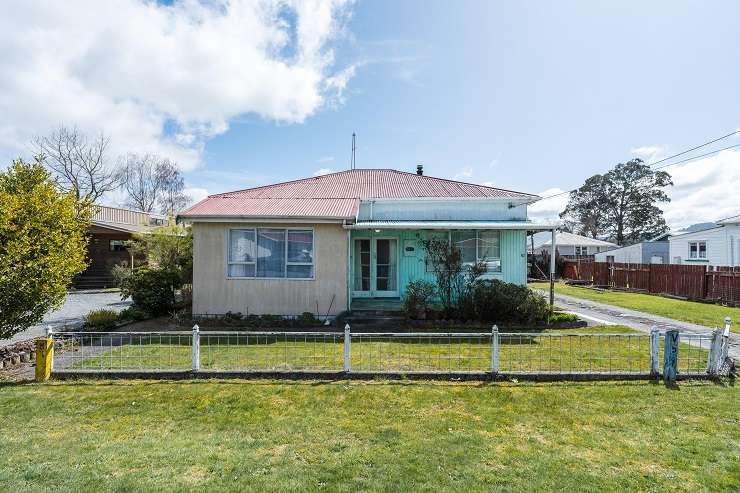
[1,0,739,229]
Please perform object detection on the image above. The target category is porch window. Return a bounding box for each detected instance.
[436,230,502,273]
[228,228,314,279]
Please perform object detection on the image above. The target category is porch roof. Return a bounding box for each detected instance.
[344,220,560,231]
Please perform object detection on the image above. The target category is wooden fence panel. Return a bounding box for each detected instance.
[647,264,706,299]
[705,266,740,305]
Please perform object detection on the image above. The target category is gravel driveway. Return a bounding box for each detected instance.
[0,291,131,347]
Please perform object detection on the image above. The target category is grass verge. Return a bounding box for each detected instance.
[530,281,739,331]
[0,379,737,492]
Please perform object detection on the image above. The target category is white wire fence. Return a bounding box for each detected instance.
[49,325,731,379]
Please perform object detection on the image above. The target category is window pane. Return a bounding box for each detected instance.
[288,230,313,263]
[287,265,313,279]
[229,229,256,262]
[689,243,697,258]
[479,230,501,272]
[228,263,255,277]
[256,229,286,277]
[452,230,477,264]
[699,242,707,258]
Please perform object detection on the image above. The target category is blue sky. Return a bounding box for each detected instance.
[2,1,739,227]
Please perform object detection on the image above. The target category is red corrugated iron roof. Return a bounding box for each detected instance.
[180,169,538,219]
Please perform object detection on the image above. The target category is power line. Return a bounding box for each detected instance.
[531,129,740,203]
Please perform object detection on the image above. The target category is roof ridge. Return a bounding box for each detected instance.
[209,168,538,199]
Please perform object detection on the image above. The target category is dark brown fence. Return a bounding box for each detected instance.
[563,260,740,305]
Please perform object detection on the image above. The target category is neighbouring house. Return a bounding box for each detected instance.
[532,232,617,258]
[593,232,671,264]
[74,205,169,289]
[669,214,740,266]
[177,168,557,317]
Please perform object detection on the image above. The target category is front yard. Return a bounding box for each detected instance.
[0,379,737,491]
[530,281,739,331]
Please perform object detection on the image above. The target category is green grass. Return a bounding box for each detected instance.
[66,326,710,375]
[531,281,739,332]
[0,379,737,492]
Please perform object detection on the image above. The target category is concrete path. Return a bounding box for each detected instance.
[0,291,131,347]
[538,290,739,361]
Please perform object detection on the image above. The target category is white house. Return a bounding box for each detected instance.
[593,233,670,264]
[533,231,617,257]
[668,214,740,266]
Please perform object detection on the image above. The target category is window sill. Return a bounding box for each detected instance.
[684,258,709,262]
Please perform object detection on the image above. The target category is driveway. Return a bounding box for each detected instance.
[539,290,739,362]
[0,291,131,347]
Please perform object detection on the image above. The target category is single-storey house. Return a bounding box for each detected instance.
[532,231,617,258]
[74,205,169,289]
[178,168,557,317]
[593,233,670,264]
[669,214,740,266]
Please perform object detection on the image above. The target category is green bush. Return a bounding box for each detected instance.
[298,312,318,325]
[119,268,180,316]
[84,309,119,330]
[403,280,436,319]
[467,280,548,324]
[117,306,148,322]
[546,312,579,324]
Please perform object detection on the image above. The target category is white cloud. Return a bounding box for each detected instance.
[660,148,740,229]
[631,145,667,162]
[313,167,336,176]
[528,188,569,224]
[184,186,209,204]
[453,166,473,180]
[0,0,354,170]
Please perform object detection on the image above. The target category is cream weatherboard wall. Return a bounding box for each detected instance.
[192,222,348,316]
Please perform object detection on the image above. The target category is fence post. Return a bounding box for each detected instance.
[663,330,679,384]
[35,327,54,382]
[491,325,499,374]
[707,329,723,375]
[649,326,660,376]
[722,317,732,362]
[343,323,351,373]
[191,324,200,372]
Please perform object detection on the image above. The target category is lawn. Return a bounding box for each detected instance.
[530,281,739,332]
[60,326,711,375]
[0,379,737,492]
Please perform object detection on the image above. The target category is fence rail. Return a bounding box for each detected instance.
[564,260,740,305]
[47,325,731,380]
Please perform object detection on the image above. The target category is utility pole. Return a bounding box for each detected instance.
[351,132,356,170]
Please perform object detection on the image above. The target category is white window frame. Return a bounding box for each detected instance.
[226,227,315,280]
[445,230,502,273]
[688,240,707,260]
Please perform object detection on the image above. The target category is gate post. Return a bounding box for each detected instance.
[191,324,200,372]
[663,330,679,384]
[491,325,500,374]
[722,317,732,362]
[649,326,660,376]
[343,323,351,373]
[707,329,723,375]
[35,327,54,382]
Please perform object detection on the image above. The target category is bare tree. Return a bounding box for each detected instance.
[33,125,119,202]
[118,153,191,214]
[156,159,192,215]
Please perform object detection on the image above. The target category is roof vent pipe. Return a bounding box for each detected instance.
[416,164,423,175]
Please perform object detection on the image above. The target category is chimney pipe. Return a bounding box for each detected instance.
[416,164,423,176]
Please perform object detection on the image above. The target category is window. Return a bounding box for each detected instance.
[575,246,587,256]
[429,230,502,273]
[688,241,707,260]
[228,228,313,279]
[109,240,126,252]
[606,256,615,264]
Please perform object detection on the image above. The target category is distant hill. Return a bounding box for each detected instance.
[676,222,718,234]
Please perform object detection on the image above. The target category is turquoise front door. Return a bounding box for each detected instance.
[352,237,399,298]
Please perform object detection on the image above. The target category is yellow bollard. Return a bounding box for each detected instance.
[35,338,53,382]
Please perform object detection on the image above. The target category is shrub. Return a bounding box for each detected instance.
[403,280,436,319]
[84,309,119,330]
[298,312,318,325]
[111,264,132,287]
[117,306,148,322]
[546,312,579,324]
[119,267,180,316]
[468,280,548,324]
